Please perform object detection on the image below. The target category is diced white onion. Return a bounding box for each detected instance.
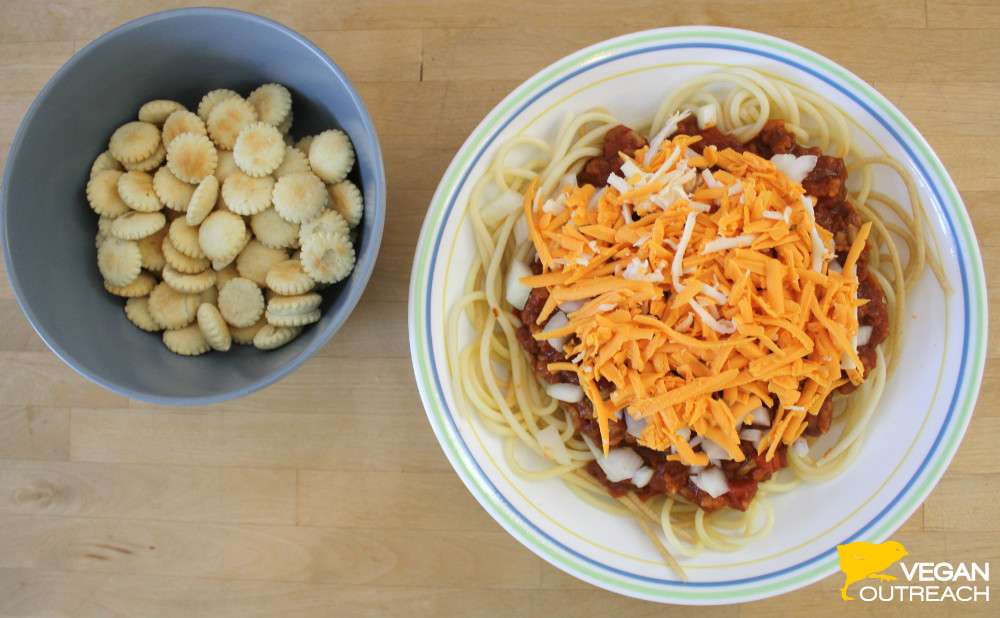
[625,411,646,439]
[701,437,730,462]
[857,325,873,347]
[790,438,810,457]
[696,103,719,129]
[750,406,770,427]
[541,311,569,351]
[739,428,763,442]
[582,436,644,483]
[771,153,818,184]
[545,382,584,403]
[536,424,572,465]
[558,299,586,315]
[505,260,533,310]
[632,466,654,489]
[691,467,730,498]
[513,215,531,244]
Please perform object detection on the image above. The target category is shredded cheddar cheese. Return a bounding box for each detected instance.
[522,134,871,464]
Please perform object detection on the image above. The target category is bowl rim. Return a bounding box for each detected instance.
[0,7,387,405]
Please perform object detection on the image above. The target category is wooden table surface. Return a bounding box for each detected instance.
[1,1,997,616]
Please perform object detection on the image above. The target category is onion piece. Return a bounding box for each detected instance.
[624,411,646,439]
[536,424,572,465]
[701,437,729,462]
[582,435,644,483]
[505,260,533,310]
[480,190,525,227]
[857,325,873,347]
[632,466,654,489]
[541,310,569,351]
[545,382,584,403]
[691,466,729,498]
[771,153,818,184]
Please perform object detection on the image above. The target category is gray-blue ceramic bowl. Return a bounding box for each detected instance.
[0,8,386,405]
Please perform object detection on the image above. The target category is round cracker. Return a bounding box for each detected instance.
[233,122,285,177]
[217,277,265,328]
[137,227,168,272]
[153,165,197,212]
[222,172,274,216]
[272,171,327,224]
[328,179,363,228]
[104,270,156,298]
[250,207,300,249]
[300,230,356,284]
[206,96,258,150]
[252,323,302,350]
[265,259,315,295]
[168,217,205,259]
[91,150,124,178]
[197,88,241,122]
[162,264,216,294]
[214,149,240,184]
[161,110,207,147]
[97,236,142,287]
[308,129,355,184]
[110,211,166,240]
[196,303,232,352]
[235,239,288,287]
[266,308,321,327]
[186,174,220,226]
[122,142,167,173]
[117,170,163,213]
[86,169,131,217]
[229,316,267,345]
[198,210,247,262]
[272,145,311,178]
[247,83,292,127]
[108,121,161,164]
[147,280,200,329]
[162,235,211,274]
[162,324,211,356]
[124,296,163,331]
[300,209,349,246]
[138,99,186,126]
[166,132,218,184]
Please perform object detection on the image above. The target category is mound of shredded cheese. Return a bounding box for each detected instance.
[521,132,872,465]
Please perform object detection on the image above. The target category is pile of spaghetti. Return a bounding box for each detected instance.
[447,68,946,579]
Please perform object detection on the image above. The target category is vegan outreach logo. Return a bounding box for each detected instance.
[837,540,990,602]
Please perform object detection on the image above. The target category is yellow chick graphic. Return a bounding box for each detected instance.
[836,541,908,600]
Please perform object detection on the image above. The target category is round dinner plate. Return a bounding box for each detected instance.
[407,26,986,604]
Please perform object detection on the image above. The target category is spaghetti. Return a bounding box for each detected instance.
[447,67,945,579]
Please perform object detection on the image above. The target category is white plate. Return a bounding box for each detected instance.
[407,26,987,604]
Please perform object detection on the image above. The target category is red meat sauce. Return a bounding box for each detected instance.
[513,119,890,512]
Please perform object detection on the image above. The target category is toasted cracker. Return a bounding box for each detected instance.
[162,235,211,274]
[162,263,216,294]
[206,96,258,150]
[108,121,161,163]
[222,172,274,215]
[117,171,163,212]
[186,174,220,226]
[250,207,301,249]
[110,211,166,240]
[300,209,349,246]
[124,296,163,331]
[153,165,197,212]
[328,179,363,228]
[198,210,247,262]
[235,240,288,288]
[229,316,267,345]
[104,270,156,297]
[252,323,302,350]
[300,230,355,284]
[162,324,211,356]
[266,308,321,327]
[166,132,218,184]
[91,150,124,178]
[161,110,207,147]
[197,88,241,122]
[272,145,311,178]
[247,83,292,127]
[265,259,315,295]
[86,169,131,217]
[168,217,205,259]
[147,280,200,329]
[308,129,355,184]
[136,227,168,272]
[214,262,241,293]
[214,149,240,184]
[196,302,232,352]
[138,99,186,126]
[272,171,327,224]
[218,277,265,328]
[97,236,142,287]
[233,122,285,177]
[122,142,167,173]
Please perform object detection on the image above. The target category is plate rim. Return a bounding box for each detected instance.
[408,25,987,604]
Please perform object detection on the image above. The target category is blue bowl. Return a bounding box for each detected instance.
[0,8,386,404]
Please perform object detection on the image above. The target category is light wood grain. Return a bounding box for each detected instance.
[1,1,997,615]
